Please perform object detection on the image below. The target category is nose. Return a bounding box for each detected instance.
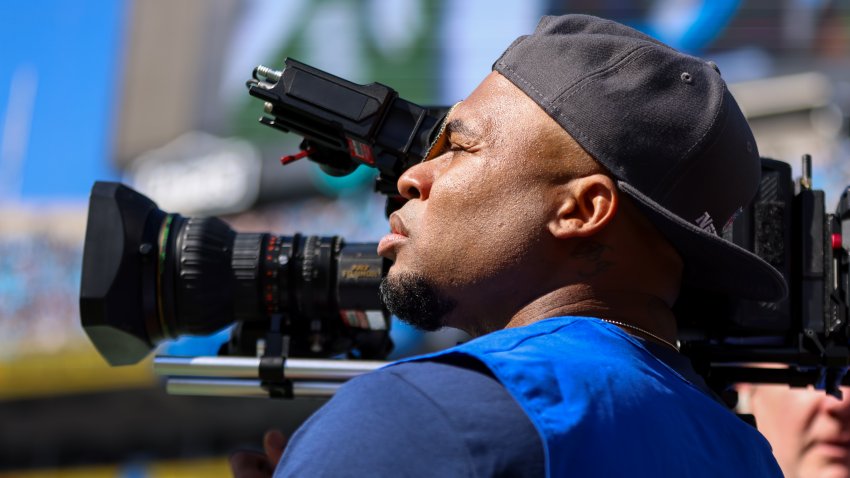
[822,387,850,418]
[397,160,436,201]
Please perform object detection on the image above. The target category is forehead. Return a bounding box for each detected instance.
[423,71,567,163]
[450,72,544,135]
[428,72,579,168]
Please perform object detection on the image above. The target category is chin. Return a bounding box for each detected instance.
[815,466,850,478]
[798,459,850,478]
[379,271,456,332]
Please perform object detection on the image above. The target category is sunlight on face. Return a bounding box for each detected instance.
[745,384,850,478]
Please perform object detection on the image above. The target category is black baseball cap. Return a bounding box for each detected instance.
[493,15,787,301]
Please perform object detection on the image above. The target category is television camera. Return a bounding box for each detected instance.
[79,59,850,402]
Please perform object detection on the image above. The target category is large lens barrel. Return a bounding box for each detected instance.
[80,182,389,365]
[227,232,389,356]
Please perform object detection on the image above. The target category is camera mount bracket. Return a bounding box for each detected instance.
[259,312,293,399]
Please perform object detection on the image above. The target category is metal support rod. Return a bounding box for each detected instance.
[154,355,388,380]
[165,378,341,398]
[154,355,388,398]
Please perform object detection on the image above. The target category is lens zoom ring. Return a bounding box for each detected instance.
[175,217,236,334]
[232,233,264,320]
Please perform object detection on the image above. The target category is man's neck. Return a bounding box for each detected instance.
[502,285,679,351]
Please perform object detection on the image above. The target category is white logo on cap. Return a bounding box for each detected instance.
[695,212,717,235]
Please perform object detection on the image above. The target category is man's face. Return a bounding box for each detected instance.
[378,72,578,334]
[748,385,850,478]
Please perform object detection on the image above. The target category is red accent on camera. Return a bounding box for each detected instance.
[346,137,375,165]
[280,147,316,165]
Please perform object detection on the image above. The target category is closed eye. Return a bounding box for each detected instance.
[449,140,480,154]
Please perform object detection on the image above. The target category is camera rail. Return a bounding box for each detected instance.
[154,355,387,399]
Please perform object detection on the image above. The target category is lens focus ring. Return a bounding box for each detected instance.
[232,233,264,320]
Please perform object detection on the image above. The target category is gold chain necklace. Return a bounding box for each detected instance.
[598,318,680,352]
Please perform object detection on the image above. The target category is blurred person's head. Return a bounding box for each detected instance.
[740,384,850,478]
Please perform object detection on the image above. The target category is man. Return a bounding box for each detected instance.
[232,14,787,477]
[739,384,850,478]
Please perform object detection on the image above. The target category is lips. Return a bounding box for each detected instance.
[806,434,850,461]
[388,214,409,237]
[817,437,850,449]
[377,214,409,260]
[810,440,850,461]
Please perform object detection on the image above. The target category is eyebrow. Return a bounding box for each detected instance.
[444,119,481,140]
[423,115,484,161]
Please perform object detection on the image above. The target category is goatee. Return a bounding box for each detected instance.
[379,272,456,331]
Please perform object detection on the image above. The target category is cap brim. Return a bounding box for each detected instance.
[618,181,788,302]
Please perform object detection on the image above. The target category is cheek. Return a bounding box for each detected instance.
[434,173,544,239]
[397,139,558,279]
[751,387,822,464]
[430,158,546,226]
[754,387,818,431]
[414,169,549,279]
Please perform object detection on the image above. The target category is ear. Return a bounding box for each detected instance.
[548,174,618,239]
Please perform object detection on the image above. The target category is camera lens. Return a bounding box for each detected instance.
[80,182,390,365]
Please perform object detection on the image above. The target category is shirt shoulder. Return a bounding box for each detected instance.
[275,358,544,478]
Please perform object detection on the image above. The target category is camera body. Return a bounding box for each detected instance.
[676,157,850,393]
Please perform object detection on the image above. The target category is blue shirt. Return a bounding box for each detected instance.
[276,356,544,477]
[276,316,781,477]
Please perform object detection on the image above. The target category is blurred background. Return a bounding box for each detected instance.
[0,0,848,476]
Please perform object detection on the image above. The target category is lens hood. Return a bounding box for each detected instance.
[80,182,165,365]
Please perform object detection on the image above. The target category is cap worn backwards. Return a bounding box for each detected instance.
[493,14,787,302]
